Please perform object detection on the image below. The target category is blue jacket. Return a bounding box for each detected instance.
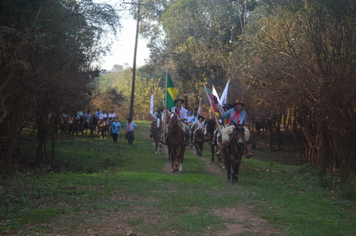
[221,108,247,125]
[111,122,121,134]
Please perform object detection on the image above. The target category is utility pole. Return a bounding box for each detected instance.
[124,0,141,119]
[123,1,153,118]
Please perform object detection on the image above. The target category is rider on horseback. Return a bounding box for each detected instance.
[149,108,163,137]
[162,98,190,146]
[192,115,205,142]
[215,100,254,157]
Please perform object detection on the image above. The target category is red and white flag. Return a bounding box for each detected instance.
[212,85,220,104]
[150,88,154,121]
[198,98,203,117]
[219,81,229,106]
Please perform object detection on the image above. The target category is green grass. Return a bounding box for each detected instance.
[0,120,355,235]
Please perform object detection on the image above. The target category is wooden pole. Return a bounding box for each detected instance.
[129,0,140,119]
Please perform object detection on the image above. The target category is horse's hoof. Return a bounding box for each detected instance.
[155,151,157,154]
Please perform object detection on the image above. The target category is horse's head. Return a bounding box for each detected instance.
[156,117,161,129]
[167,112,178,135]
[232,121,245,147]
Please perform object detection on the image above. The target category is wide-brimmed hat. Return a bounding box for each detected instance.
[174,98,184,104]
[232,100,245,107]
[127,117,132,121]
[198,115,204,120]
[156,107,163,112]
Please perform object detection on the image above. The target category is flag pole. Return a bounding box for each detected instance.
[204,84,222,134]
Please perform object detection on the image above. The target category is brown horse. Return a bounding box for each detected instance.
[167,112,186,172]
[222,123,245,182]
[194,128,204,156]
[98,121,108,139]
[152,117,162,154]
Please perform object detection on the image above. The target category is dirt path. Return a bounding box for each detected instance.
[159,142,280,235]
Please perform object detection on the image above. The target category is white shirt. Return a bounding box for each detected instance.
[103,113,108,119]
[170,106,188,121]
[109,113,116,118]
[197,120,205,129]
[98,113,104,120]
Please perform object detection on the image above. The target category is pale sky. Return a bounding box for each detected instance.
[100,18,151,71]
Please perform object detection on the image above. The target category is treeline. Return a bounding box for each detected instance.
[136,0,356,179]
[0,0,120,175]
[98,64,165,120]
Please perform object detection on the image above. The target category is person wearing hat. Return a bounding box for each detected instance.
[95,108,101,118]
[149,108,164,137]
[109,110,116,121]
[125,117,137,145]
[163,98,190,146]
[192,115,205,142]
[215,100,254,157]
[211,103,233,146]
[102,111,108,122]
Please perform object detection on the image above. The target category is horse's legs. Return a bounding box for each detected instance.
[231,159,238,182]
[155,140,158,154]
[235,161,241,182]
[225,158,231,182]
[170,148,175,173]
[211,145,215,163]
[159,141,161,154]
[179,146,185,171]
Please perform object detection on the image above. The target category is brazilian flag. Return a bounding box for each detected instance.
[163,74,178,109]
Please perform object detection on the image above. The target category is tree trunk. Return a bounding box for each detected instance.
[5,95,22,175]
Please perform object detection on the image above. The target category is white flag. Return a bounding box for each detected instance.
[150,88,154,116]
[219,81,229,106]
[212,85,220,103]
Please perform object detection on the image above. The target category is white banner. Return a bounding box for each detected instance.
[150,89,154,115]
[219,81,229,106]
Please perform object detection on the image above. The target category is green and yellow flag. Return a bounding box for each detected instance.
[163,74,178,109]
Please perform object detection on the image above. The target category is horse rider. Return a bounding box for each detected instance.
[125,117,137,145]
[109,110,116,122]
[83,110,92,125]
[215,100,254,157]
[192,115,205,142]
[97,110,104,125]
[163,98,190,146]
[149,108,163,137]
[84,110,92,120]
[188,111,197,127]
[211,103,233,146]
[95,108,101,118]
[102,111,108,122]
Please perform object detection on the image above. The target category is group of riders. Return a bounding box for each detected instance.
[149,98,255,158]
[62,108,137,144]
[63,95,255,157]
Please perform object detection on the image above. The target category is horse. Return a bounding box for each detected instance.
[98,120,108,139]
[60,116,69,139]
[204,119,217,163]
[194,128,204,156]
[68,118,83,137]
[83,116,96,137]
[222,123,245,182]
[152,117,162,154]
[167,112,186,172]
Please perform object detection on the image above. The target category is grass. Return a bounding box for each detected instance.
[0,120,355,235]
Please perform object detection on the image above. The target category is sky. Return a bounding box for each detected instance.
[100,18,151,71]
